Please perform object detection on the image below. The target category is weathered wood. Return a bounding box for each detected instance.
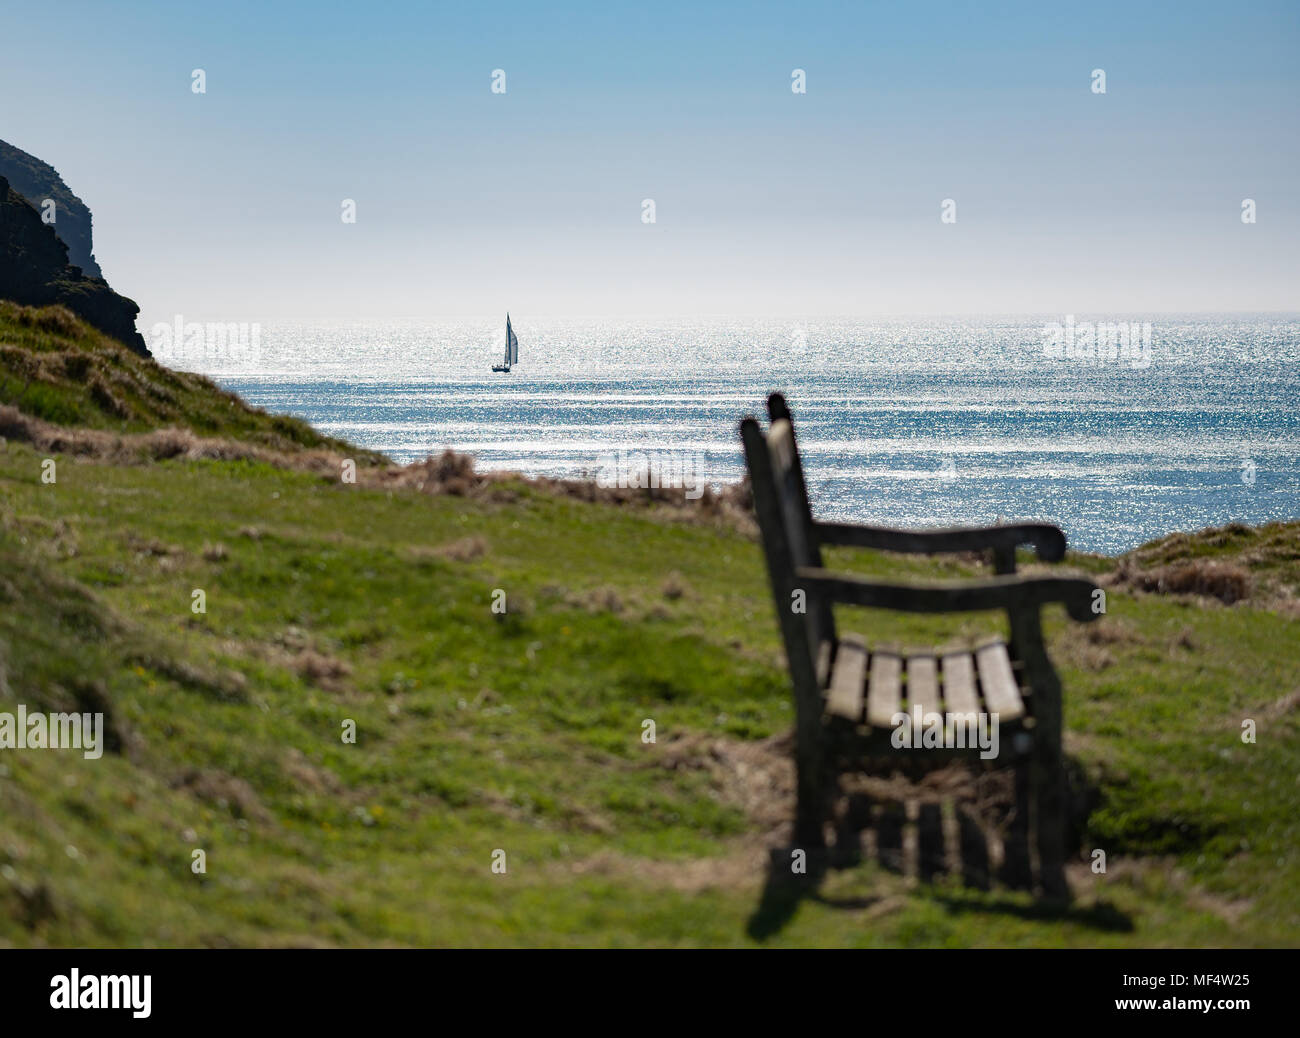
[956,805,991,890]
[1035,745,1068,900]
[940,651,979,718]
[866,651,903,728]
[815,638,833,689]
[740,396,1097,898]
[767,416,837,673]
[976,642,1024,722]
[794,566,1100,621]
[992,544,1017,575]
[740,417,827,848]
[999,758,1034,890]
[906,655,940,723]
[918,802,945,882]
[1016,607,1069,899]
[834,792,869,867]
[768,394,825,570]
[741,418,818,695]
[815,521,1066,562]
[826,637,868,722]
[769,394,840,662]
[876,800,906,874]
[767,417,795,472]
[768,422,813,568]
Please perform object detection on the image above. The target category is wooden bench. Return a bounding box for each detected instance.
[740,393,1101,898]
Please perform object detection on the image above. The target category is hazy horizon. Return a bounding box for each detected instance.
[3,0,1297,328]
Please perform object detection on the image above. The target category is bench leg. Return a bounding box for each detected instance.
[1007,606,1071,902]
[1034,741,1069,900]
[793,755,827,849]
[999,756,1033,890]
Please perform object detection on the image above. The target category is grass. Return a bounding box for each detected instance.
[0,304,1297,947]
[0,301,364,454]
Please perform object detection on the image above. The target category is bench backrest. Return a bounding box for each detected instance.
[740,393,836,693]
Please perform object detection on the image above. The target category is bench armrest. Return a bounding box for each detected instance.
[813,521,1067,563]
[793,566,1100,622]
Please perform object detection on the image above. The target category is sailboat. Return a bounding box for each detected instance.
[491,314,518,372]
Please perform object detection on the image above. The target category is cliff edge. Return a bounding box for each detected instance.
[0,138,102,278]
[0,170,148,356]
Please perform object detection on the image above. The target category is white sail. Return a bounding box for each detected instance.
[492,314,518,371]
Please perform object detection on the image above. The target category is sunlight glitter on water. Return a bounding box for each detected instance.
[200,315,1300,554]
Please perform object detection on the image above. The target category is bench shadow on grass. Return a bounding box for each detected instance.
[746,762,1134,941]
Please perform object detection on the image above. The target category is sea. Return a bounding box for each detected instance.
[159,314,1300,556]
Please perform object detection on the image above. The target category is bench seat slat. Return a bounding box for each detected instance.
[941,651,979,717]
[906,655,940,722]
[824,642,1027,730]
[866,651,903,728]
[976,642,1025,721]
[826,637,868,722]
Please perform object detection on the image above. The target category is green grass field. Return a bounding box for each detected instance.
[1,304,1297,947]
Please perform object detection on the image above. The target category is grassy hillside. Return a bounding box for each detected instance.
[0,302,365,453]
[1,305,1297,947]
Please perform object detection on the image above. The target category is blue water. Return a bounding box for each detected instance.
[186,314,1300,555]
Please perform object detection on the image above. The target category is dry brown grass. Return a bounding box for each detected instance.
[1263,688,1300,720]
[427,535,488,562]
[661,571,688,600]
[292,649,353,691]
[586,585,624,614]
[1116,557,1252,605]
[644,729,1026,869]
[0,404,756,529]
[12,303,82,338]
[650,731,796,839]
[279,748,344,795]
[87,375,129,419]
[130,650,249,703]
[172,768,269,822]
[1057,616,1143,669]
[1119,521,1300,605]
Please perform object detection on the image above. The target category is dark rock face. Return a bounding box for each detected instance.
[0,174,148,355]
[0,139,103,279]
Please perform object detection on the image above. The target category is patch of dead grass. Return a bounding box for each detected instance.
[0,404,756,529]
[1114,558,1252,605]
[292,649,352,691]
[171,768,269,822]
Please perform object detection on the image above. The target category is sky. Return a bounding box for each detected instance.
[1,0,1297,325]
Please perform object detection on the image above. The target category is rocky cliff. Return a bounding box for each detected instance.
[0,166,148,356]
[0,139,103,279]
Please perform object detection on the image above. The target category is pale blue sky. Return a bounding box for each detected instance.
[1,0,1297,323]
